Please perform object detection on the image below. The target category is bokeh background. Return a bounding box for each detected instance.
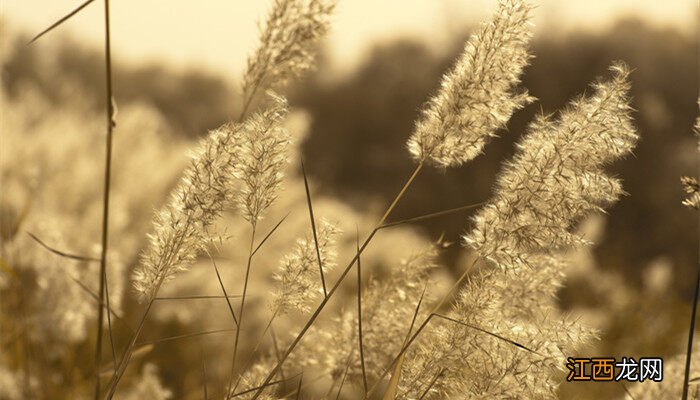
[1,0,698,398]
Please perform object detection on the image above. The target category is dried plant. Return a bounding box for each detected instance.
[681,101,700,210]
[134,97,289,302]
[464,63,637,268]
[242,0,335,114]
[272,218,341,315]
[394,64,637,399]
[2,0,661,399]
[407,0,534,167]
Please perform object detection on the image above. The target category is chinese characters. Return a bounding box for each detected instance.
[566,357,663,382]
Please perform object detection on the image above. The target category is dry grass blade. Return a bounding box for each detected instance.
[621,382,637,400]
[231,310,280,394]
[367,253,476,394]
[103,268,117,371]
[251,213,290,257]
[154,295,242,301]
[367,281,426,399]
[27,0,96,44]
[105,299,156,399]
[356,228,368,394]
[227,227,258,399]
[137,328,236,347]
[67,274,129,329]
[294,373,303,400]
[417,368,444,400]
[270,326,286,383]
[208,251,239,327]
[28,232,99,262]
[335,354,353,400]
[404,284,428,345]
[433,313,540,355]
[301,159,328,297]
[379,202,486,230]
[229,372,302,398]
[381,354,405,400]
[98,345,153,377]
[278,373,328,398]
[95,0,115,398]
[251,162,424,400]
[683,270,700,400]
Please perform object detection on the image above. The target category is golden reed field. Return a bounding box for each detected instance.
[0,0,698,399]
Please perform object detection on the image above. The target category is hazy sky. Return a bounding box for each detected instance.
[2,0,696,82]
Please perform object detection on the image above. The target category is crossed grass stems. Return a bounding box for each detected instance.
[27,2,700,400]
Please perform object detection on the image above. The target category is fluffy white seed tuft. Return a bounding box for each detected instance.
[134,98,290,302]
[243,0,335,97]
[407,0,534,167]
[464,63,638,267]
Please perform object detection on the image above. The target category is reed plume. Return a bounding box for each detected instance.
[4,0,668,398]
[399,63,637,399]
[236,94,291,227]
[133,96,289,302]
[407,0,534,167]
[272,218,340,315]
[242,0,335,106]
[464,62,638,268]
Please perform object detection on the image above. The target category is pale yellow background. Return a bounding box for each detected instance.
[2,0,696,81]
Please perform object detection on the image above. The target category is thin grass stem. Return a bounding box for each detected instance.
[251,162,424,399]
[28,233,99,262]
[103,268,116,371]
[417,368,444,400]
[683,270,700,400]
[208,251,239,327]
[301,159,328,297]
[226,227,257,398]
[154,295,242,301]
[27,0,96,44]
[231,309,280,394]
[378,202,486,230]
[137,328,236,346]
[356,228,368,394]
[94,0,115,397]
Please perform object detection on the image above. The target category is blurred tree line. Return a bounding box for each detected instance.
[292,19,699,296]
[3,15,697,314]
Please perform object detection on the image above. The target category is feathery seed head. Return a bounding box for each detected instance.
[401,254,595,399]
[134,122,244,302]
[243,0,335,96]
[407,0,534,167]
[464,63,638,267]
[235,93,291,226]
[134,97,290,302]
